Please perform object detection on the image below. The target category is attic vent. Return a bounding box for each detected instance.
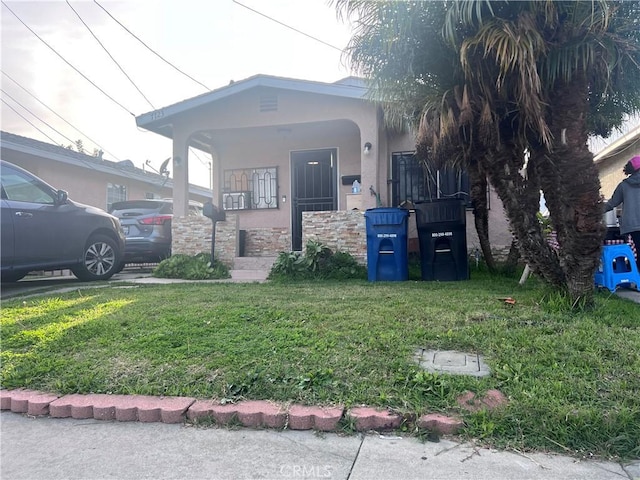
[260,94,278,112]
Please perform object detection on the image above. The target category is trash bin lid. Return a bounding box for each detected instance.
[414,199,465,225]
[364,207,409,225]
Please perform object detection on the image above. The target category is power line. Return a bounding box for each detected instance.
[93,0,211,92]
[232,0,344,52]
[1,88,80,147]
[1,98,65,146]
[3,93,106,171]
[66,0,155,110]
[1,69,121,161]
[189,146,211,167]
[1,1,136,117]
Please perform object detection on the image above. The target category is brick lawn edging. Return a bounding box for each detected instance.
[0,389,484,435]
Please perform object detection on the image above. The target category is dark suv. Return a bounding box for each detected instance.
[109,199,203,264]
[1,160,125,282]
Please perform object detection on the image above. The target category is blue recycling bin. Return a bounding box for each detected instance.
[364,208,409,281]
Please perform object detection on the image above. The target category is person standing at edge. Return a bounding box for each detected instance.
[605,155,640,270]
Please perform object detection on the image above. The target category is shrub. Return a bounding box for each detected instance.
[268,242,366,280]
[320,251,367,280]
[153,253,230,280]
[268,251,307,277]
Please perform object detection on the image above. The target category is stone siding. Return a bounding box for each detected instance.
[243,228,291,256]
[172,214,238,266]
[171,210,519,268]
[302,211,367,262]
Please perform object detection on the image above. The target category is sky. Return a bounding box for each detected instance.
[1,0,355,188]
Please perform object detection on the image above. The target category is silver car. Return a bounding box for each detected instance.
[109,198,203,265]
[0,160,125,282]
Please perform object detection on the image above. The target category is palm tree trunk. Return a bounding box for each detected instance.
[504,238,520,275]
[467,158,496,271]
[482,139,565,288]
[538,74,605,306]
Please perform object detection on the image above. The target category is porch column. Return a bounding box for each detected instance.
[172,129,190,217]
[359,120,380,210]
[209,144,221,205]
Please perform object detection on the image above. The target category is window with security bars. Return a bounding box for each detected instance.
[223,167,278,210]
[390,152,474,208]
[106,183,126,211]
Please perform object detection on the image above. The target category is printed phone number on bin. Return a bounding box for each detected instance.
[431,231,453,237]
[376,233,398,238]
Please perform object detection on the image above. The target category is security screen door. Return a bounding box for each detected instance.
[291,149,337,251]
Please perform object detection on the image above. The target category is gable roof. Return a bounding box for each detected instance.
[0,130,211,197]
[135,74,369,138]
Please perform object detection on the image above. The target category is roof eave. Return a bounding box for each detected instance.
[135,74,369,133]
[594,125,640,164]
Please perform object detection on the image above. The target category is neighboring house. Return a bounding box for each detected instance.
[594,123,640,200]
[0,131,212,211]
[135,74,513,265]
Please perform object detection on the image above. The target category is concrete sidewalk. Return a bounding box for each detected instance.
[2,412,638,480]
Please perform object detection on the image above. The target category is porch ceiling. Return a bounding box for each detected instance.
[190,119,360,153]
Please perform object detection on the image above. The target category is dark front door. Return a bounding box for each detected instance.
[291,149,337,251]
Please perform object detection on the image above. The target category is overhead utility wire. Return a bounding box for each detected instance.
[1,98,64,146]
[93,0,211,92]
[189,146,211,167]
[3,91,106,171]
[66,1,155,110]
[232,0,343,52]
[1,88,81,148]
[1,1,136,117]
[1,70,121,161]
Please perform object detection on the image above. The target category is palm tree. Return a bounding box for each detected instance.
[338,0,500,270]
[451,0,640,302]
[336,0,640,304]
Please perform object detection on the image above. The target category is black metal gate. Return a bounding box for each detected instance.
[291,149,337,251]
[391,152,472,207]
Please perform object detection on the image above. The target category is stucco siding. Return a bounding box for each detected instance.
[597,141,640,199]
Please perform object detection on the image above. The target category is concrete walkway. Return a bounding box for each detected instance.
[2,412,639,480]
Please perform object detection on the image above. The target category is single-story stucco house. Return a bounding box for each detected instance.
[134,74,513,266]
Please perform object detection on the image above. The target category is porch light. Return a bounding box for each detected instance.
[363,142,372,155]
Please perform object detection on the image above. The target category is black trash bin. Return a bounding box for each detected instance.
[364,208,409,282]
[414,199,469,281]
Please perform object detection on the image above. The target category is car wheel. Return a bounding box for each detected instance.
[1,271,27,283]
[71,234,120,281]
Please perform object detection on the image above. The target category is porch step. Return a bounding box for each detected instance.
[230,269,269,281]
[229,256,278,282]
[232,256,278,271]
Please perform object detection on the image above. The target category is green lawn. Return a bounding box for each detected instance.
[1,272,639,459]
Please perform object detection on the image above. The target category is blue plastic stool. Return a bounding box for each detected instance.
[594,244,640,292]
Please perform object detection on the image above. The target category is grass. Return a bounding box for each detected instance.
[1,269,639,459]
